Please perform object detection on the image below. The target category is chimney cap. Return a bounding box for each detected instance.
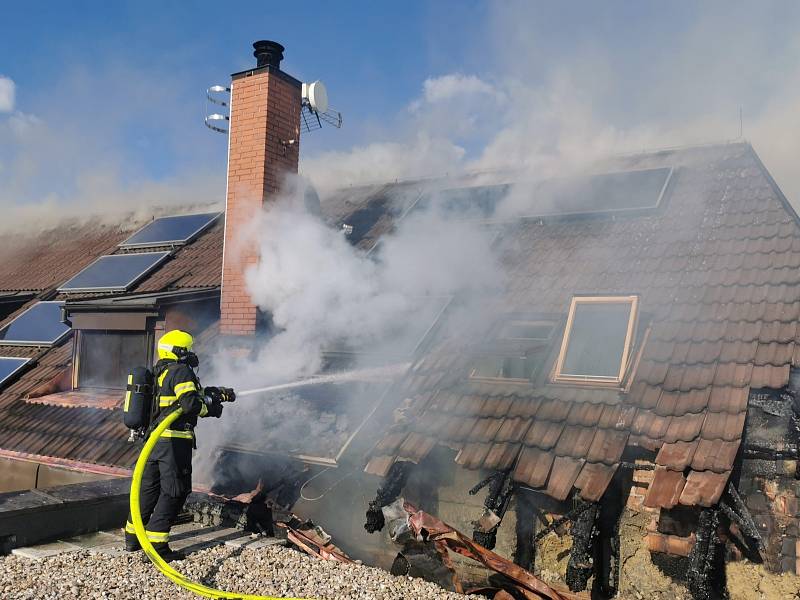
[253,40,285,69]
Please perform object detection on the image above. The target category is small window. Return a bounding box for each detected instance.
[77,330,150,389]
[553,296,638,386]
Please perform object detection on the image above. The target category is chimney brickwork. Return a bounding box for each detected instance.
[220,43,301,335]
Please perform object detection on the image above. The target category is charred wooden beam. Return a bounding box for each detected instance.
[513,488,537,572]
[470,469,515,550]
[533,500,593,543]
[720,483,765,561]
[687,507,728,600]
[364,461,412,533]
[595,472,624,598]
[565,501,599,592]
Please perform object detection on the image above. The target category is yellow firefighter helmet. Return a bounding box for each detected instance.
[157,330,194,361]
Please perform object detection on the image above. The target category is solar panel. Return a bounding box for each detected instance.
[0,357,30,388]
[422,167,673,220]
[0,301,71,346]
[58,252,171,293]
[119,212,220,248]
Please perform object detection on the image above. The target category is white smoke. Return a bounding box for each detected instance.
[0,76,15,113]
[302,1,800,205]
[194,179,503,483]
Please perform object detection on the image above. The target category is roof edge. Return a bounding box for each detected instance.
[745,141,800,227]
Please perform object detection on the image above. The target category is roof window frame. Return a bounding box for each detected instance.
[552,295,639,387]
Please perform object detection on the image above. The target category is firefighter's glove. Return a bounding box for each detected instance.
[205,386,235,403]
[203,395,224,418]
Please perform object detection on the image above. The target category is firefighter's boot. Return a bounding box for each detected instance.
[124,532,141,552]
[151,542,186,562]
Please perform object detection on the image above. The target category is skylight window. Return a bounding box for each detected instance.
[119,212,220,249]
[0,357,30,388]
[58,252,170,293]
[553,296,638,386]
[420,167,672,221]
[0,301,71,346]
[469,317,558,383]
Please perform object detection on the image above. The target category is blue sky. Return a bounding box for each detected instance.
[2,1,800,211]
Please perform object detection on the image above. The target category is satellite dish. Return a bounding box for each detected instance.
[300,80,342,133]
[302,80,329,114]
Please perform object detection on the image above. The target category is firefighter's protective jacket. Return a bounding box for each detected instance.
[152,358,209,441]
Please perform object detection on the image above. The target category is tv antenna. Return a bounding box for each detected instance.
[301,80,342,132]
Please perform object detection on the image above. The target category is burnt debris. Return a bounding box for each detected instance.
[364,461,412,533]
[469,469,515,550]
[565,501,599,592]
[687,508,728,600]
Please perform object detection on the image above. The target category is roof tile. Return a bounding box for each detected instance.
[513,447,555,489]
[679,470,729,507]
[545,456,584,501]
[575,462,617,502]
[644,467,686,509]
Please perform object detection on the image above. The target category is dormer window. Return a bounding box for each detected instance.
[552,295,638,386]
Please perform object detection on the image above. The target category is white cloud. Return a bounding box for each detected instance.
[0,76,15,113]
[417,73,501,106]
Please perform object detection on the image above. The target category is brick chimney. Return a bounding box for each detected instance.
[220,41,301,335]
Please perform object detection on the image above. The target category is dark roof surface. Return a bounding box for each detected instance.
[0,210,225,471]
[366,142,800,508]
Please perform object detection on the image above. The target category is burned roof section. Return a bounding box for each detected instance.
[366,141,800,509]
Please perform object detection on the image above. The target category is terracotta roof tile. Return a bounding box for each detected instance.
[690,439,741,472]
[483,442,521,470]
[554,425,597,458]
[707,386,749,413]
[545,456,584,501]
[494,417,531,442]
[507,396,543,418]
[700,411,746,442]
[455,443,491,469]
[583,429,626,464]
[513,447,555,488]
[523,420,564,450]
[750,364,790,388]
[663,412,706,443]
[535,398,572,421]
[656,440,699,471]
[644,468,686,509]
[566,402,607,426]
[397,433,436,463]
[575,462,617,502]
[679,470,729,507]
[364,455,395,477]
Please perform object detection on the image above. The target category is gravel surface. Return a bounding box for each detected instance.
[0,544,482,600]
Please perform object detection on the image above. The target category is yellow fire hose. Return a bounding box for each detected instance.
[129,407,308,599]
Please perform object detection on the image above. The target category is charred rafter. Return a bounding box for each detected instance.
[469,469,515,550]
[719,483,765,561]
[565,501,599,592]
[687,508,728,600]
[364,461,412,533]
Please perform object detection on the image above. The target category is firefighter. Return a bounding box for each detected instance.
[124,329,234,560]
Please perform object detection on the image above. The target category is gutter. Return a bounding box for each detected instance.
[0,449,131,478]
